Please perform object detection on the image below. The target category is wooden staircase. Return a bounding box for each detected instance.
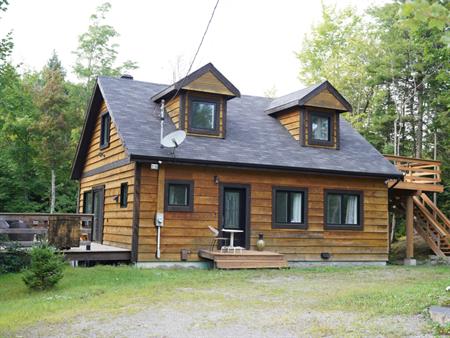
[385,155,449,259]
[413,193,450,257]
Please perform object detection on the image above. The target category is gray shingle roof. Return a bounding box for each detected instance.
[73,76,402,179]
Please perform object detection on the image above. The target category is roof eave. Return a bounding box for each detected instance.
[129,154,404,180]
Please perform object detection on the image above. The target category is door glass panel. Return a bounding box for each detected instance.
[224,190,240,229]
[93,191,101,242]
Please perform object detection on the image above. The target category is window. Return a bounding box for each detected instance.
[120,183,128,208]
[272,187,307,229]
[308,111,334,146]
[100,112,111,148]
[165,180,194,212]
[188,98,219,134]
[325,190,363,230]
[311,114,330,141]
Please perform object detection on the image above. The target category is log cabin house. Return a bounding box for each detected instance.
[71,63,449,268]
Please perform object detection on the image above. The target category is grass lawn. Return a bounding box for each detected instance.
[0,265,449,337]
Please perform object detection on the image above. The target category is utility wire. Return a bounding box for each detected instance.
[152,0,220,119]
[171,0,220,100]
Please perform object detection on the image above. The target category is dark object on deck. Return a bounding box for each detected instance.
[180,249,190,261]
[321,252,331,260]
[7,220,34,242]
[256,233,265,251]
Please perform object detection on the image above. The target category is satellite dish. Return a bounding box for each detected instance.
[161,130,186,148]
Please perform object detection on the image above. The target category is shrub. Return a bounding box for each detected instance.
[22,244,65,290]
[0,242,31,274]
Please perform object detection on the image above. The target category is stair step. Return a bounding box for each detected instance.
[215,259,288,269]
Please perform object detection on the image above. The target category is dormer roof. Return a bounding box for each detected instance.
[152,63,240,102]
[266,80,352,115]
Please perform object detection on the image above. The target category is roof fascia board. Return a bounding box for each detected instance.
[130,154,403,180]
[70,82,102,180]
[151,63,240,102]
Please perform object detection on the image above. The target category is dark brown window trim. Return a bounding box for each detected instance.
[272,186,308,229]
[120,182,128,208]
[164,179,194,212]
[100,112,111,149]
[324,189,364,231]
[308,110,334,146]
[187,95,221,136]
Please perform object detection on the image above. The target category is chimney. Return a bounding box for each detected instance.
[120,74,133,80]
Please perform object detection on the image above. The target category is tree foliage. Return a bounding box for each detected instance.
[73,2,137,99]
[297,0,450,214]
[0,2,137,213]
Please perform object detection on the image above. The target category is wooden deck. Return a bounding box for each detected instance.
[62,242,131,262]
[384,155,443,192]
[198,249,288,269]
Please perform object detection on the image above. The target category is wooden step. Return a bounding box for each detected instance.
[215,259,288,269]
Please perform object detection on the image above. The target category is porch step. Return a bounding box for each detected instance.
[198,249,288,269]
[215,258,288,269]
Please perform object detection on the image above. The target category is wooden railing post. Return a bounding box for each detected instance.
[405,195,416,265]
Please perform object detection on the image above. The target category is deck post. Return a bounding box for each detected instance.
[404,194,416,265]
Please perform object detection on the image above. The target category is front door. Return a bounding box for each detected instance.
[220,185,250,249]
[92,186,104,243]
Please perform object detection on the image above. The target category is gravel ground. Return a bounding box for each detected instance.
[18,273,433,338]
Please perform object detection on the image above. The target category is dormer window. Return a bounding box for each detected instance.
[151,63,240,139]
[100,112,110,149]
[266,81,352,150]
[309,111,333,146]
[189,98,219,134]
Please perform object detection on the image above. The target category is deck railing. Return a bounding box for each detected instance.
[0,213,93,249]
[384,155,442,191]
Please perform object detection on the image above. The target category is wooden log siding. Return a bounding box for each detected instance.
[84,101,128,173]
[137,164,389,262]
[277,109,301,140]
[166,95,181,129]
[78,99,134,249]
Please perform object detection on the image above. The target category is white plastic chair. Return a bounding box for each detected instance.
[207,226,229,251]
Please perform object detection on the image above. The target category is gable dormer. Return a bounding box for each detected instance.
[266,81,352,150]
[152,63,240,138]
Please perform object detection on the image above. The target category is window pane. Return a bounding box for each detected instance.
[343,195,359,224]
[224,191,240,229]
[311,115,330,141]
[290,192,303,223]
[120,183,128,208]
[191,101,215,130]
[101,114,110,146]
[327,194,341,224]
[83,191,93,214]
[275,191,288,223]
[168,184,188,206]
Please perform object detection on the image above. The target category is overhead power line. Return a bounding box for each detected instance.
[172,0,220,99]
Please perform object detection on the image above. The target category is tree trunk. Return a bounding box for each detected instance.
[415,90,423,158]
[50,169,56,213]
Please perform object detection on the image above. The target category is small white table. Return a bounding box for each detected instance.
[221,228,243,253]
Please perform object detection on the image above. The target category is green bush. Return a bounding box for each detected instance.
[0,243,31,274]
[22,244,65,290]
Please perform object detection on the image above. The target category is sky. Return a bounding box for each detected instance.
[1,0,385,96]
